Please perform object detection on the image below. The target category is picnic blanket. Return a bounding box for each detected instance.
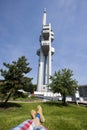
[11,119,48,130]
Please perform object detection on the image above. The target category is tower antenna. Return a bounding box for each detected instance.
[43,8,46,25]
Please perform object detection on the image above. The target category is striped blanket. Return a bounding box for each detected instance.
[11,119,48,130]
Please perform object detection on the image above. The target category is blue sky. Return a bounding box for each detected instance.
[0,0,87,85]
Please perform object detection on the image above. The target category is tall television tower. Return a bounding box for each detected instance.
[37,9,55,92]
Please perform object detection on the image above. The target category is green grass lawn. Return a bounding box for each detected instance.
[0,101,87,130]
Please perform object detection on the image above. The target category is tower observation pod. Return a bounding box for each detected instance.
[37,9,55,92]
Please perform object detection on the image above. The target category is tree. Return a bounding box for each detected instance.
[49,68,78,105]
[23,80,36,94]
[0,56,32,105]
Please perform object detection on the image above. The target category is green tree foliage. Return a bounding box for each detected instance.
[0,56,32,105]
[23,82,36,94]
[49,68,78,105]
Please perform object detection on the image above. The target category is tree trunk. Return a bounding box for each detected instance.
[4,92,11,106]
[62,94,66,105]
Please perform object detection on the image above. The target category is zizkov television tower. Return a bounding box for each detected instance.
[37,9,55,92]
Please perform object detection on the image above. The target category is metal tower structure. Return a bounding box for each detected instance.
[37,9,55,92]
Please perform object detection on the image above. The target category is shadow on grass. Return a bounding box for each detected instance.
[43,101,69,107]
[0,102,21,109]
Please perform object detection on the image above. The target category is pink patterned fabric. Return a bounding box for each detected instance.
[11,119,48,130]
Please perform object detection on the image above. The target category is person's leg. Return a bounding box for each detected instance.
[32,118,41,128]
[30,106,47,130]
[31,110,36,119]
[36,105,45,123]
[31,110,41,127]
